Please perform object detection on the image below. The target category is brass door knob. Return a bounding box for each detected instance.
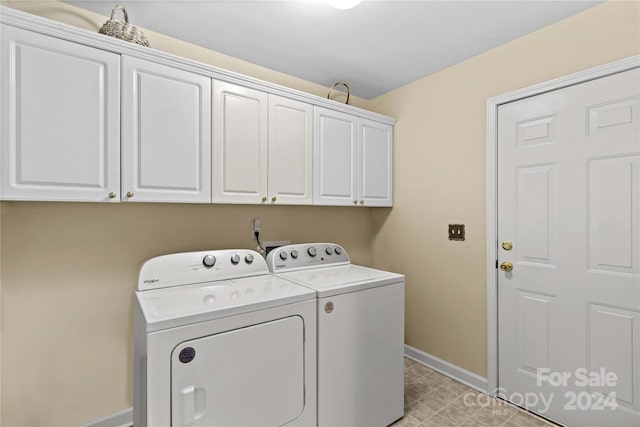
[500,262,513,272]
[502,241,513,251]
[108,192,116,199]
[359,200,364,205]
[261,196,267,202]
[271,197,277,203]
[353,200,358,205]
[126,191,134,198]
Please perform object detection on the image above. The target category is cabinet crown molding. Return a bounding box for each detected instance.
[0,6,396,126]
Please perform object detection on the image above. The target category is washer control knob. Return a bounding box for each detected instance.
[291,249,299,259]
[335,247,342,255]
[230,254,240,265]
[279,251,288,260]
[202,255,216,268]
[245,254,254,264]
[307,247,317,257]
[325,247,334,255]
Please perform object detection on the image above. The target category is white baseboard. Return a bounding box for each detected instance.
[77,407,132,427]
[405,344,488,393]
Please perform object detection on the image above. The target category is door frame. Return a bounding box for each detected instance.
[484,55,640,395]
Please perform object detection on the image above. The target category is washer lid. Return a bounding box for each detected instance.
[136,275,315,332]
[277,264,404,297]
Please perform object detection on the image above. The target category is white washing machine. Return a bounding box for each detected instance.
[266,243,405,427]
[134,249,317,427]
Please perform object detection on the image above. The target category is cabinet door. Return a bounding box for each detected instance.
[0,25,120,201]
[212,81,267,204]
[268,95,313,205]
[122,57,211,203]
[313,107,357,206]
[358,119,393,207]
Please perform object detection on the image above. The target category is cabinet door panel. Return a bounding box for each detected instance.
[0,25,120,201]
[359,120,393,206]
[122,57,211,203]
[313,107,357,206]
[213,81,267,204]
[268,95,313,205]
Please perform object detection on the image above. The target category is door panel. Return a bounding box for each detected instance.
[212,81,268,203]
[313,107,357,205]
[268,95,313,205]
[517,292,553,374]
[516,164,556,266]
[498,68,640,427]
[587,155,639,275]
[359,119,393,206]
[0,26,120,201]
[171,316,305,427]
[122,56,211,203]
[588,304,640,412]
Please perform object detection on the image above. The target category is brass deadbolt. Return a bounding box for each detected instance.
[502,241,513,251]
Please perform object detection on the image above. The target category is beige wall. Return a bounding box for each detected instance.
[367,0,640,378]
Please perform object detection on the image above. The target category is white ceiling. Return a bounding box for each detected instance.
[64,0,603,99]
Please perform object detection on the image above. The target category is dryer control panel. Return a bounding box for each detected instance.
[138,249,267,291]
[266,243,350,272]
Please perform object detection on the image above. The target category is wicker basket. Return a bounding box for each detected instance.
[99,5,149,47]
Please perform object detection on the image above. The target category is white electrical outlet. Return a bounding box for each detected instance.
[251,218,262,240]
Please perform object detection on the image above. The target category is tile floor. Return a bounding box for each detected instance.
[393,357,556,427]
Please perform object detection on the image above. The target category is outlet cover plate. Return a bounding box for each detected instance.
[448,224,465,241]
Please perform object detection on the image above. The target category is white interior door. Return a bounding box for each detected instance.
[497,68,640,427]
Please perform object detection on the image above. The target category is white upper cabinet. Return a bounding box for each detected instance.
[212,81,268,204]
[268,95,313,205]
[122,56,211,203]
[313,107,358,206]
[359,119,393,207]
[314,107,393,207]
[0,9,395,206]
[0,25,120,201]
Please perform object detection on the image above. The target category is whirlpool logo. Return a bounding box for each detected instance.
[143,278,159,284]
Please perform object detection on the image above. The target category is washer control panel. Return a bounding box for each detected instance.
[138,249,267,291]
[266,243,350,272]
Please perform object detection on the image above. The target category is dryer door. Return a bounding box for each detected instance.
[171,316,305,426]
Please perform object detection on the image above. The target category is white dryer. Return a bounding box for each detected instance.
[134,249,317,427]
[267,243,405,427]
